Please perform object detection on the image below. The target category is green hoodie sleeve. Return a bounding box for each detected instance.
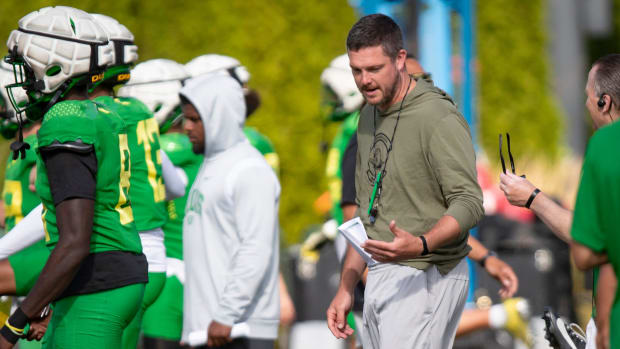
[427,113,483,235]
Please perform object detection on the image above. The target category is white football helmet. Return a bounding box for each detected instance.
[117,58,188,127]
[185,54,250,85]
[6,6,112,94]
[90,14,137,89]
[91,14,137,66]
[320,54,363,120]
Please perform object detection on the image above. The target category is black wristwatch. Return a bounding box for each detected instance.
[525,188,541,209]
[419,235,429,256]
[478,251,497,268]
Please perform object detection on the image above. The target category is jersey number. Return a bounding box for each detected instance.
[116,134,134,224]
[136,118,165,202]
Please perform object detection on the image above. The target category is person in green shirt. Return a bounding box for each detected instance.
[501,54,620,349]
[570,54,620,349]
[0,61,39,233]
[89,14,189,349]
[0,61,48,349]
[0,63,48,303]
[570,126,619,349]
[0,7,147,349]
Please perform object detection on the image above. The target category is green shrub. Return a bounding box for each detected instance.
[477,0,563,162]
[0,1,356,245]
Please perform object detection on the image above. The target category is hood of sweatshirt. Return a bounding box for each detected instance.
[180,74,247,159]
[377,75,455,117]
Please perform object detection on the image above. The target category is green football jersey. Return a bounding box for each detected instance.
[160,133,202,260]
[35,100,141,254]
[94,96,167,232]
[3,133,41,230]
[326,111,359,224]
[244,126,279,174]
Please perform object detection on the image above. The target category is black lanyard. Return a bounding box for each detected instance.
[368,76,412,224]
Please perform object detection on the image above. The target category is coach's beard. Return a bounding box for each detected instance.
[366,73,401,109]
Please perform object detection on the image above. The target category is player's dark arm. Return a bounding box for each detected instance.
[19,198,93,316]
[18,145,96,318]
[0,194,94,345]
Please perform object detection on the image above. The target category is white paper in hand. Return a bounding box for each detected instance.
[337,217,377,266]
[188,323,250,346]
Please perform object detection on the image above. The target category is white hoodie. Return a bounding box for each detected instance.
[180,75,280,341]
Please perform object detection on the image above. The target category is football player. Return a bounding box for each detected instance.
[118,58,193,348]
[89,15,186,349]
[0,7,147,348]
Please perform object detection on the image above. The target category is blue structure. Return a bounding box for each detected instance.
[418,0,454,96]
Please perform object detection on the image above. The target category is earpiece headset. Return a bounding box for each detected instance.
[598,93,615,123]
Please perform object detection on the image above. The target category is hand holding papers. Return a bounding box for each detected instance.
[337,217,377,266]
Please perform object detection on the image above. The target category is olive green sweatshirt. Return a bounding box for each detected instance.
[355,76,483,275]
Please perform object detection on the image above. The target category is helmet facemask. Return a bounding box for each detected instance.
[5,34,108,122]
[5,51,88,122]
[4,52,40,117]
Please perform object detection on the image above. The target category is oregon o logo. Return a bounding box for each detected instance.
[367,132,390,184]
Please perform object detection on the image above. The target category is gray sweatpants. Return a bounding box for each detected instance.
[361,259,469,349]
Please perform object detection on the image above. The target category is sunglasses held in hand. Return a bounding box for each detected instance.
[499,133,525,178]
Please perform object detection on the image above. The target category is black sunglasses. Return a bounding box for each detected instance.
[499,133,525,178]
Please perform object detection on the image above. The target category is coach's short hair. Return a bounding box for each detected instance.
[346,14,403,60]
[593,54,620,109]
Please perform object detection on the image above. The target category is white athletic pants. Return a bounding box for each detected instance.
[361,259,469,349]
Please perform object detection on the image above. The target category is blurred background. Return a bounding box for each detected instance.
[2,0,620,348]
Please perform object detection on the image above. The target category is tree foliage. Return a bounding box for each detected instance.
[1,1,568,244]
[0,1,357,244]
[477,0,563,162]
